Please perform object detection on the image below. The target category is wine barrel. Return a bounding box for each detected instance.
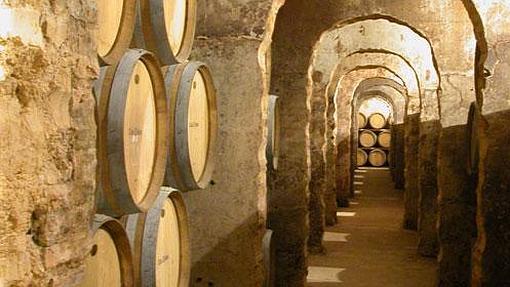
[124,188,190,287]
[357,113,367,129]
[357,149,368,167]
[467,102,480,176]
[79,215,134,287]
[162,62,218,191]
[132,0,197,64]
[369,149,387,167]
[369,113,387,129]
[359,130,377,148]
[97,0,137,65]
[94,49,168,217]
[263,230,276,287]
[267,95,280,170]
[378,130,391,148]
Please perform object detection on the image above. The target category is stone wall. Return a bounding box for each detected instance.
[182,0,282,286]
[470,1,510,284]
[0,0,97,285]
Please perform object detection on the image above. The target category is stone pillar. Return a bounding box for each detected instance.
[469,2,510,284]
[324,86,339,224]
[437,124,475,286]
[307,76,326,252]
[393,124,406,189]
[404,114,420,230]
[268,71,310,285]
[417,119,440,257]
[472,111,510,285]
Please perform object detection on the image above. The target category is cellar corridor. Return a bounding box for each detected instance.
[2,0,510,286]
[307,169,436,287]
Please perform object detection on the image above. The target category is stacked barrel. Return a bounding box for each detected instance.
[357,112,391,167]
[82,1,217,286]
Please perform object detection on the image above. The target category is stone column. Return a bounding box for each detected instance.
[307,74,327,252]
[404,113,420,230]
[417,119,440,257]
[393,124,406,189]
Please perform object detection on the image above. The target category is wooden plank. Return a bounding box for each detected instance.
[164,0,188,55]
[188,70,209,180]
[97,0,136,65]
[124,59,157,204]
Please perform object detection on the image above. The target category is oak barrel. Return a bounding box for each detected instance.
[378,130,391,148]
[94,49,168,217]
[132,0,197,64]
[357,149,368,167]
[263,230,276,287]
[79,215,134,287]
[368,149,387,167]
[467,102,480,176]
[359,130,377,148]
[124,188,190,287]
[162,62,218,191]
[267,95,280,170]
[368,113,387,129]
[97,0,137,65]
[357,113,367,129]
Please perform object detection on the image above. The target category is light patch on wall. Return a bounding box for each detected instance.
[359,97,393,119]
[0,44,5,81]
[337,211,356,217]
[0,3,43,46]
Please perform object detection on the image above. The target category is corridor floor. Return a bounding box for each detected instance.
[307,168,437,286]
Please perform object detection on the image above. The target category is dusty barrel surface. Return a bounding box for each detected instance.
[358,113,367,129]
[369,148,387,167]
[123,189,190,287]
[162,62,218,191]
[95,49,168,217]
[97,0,137,65]
[359,130,377,147]
[267,95,281,170]
[369,112,387,129]
[378,129,391,148]
[132,0,197,64]
[357,149,368,166]
[79,215,134,287]
[467,102,480,176]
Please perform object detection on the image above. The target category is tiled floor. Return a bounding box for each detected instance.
[307,168,437,287]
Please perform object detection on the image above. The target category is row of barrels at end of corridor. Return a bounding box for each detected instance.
[357,148,389,167]
[358,112,389,129]
[359,129,391,148]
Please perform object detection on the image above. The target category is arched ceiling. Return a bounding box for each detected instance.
[312,18,439,90]
[328,54,419,114]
